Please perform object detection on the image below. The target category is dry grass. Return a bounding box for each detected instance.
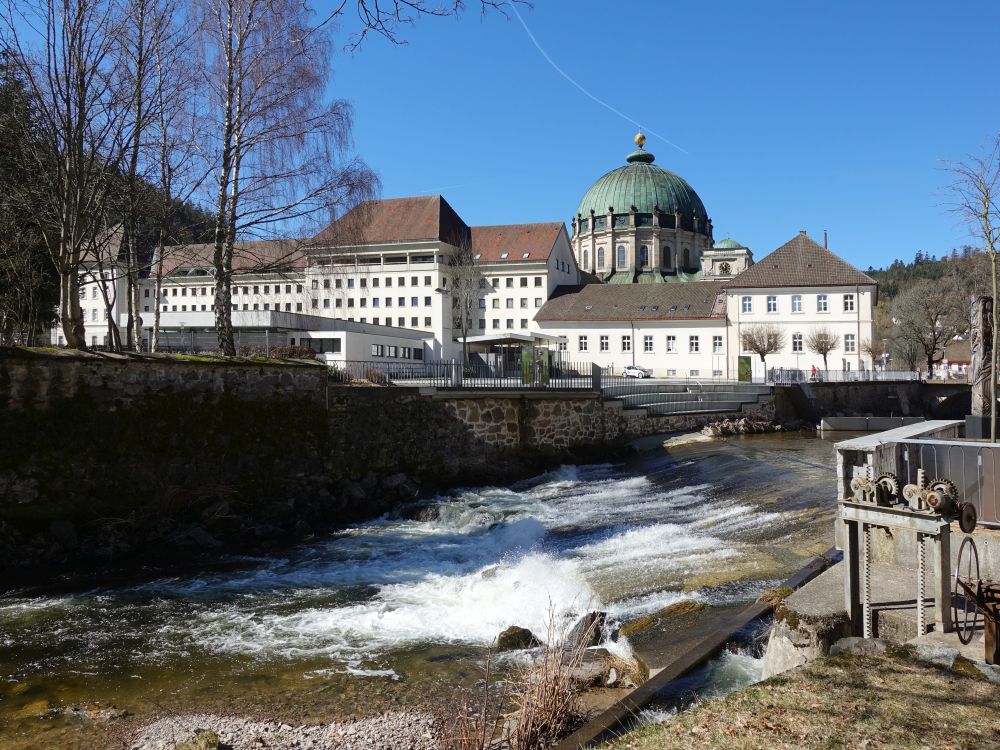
[444,616,596,750]
[601,649,1000,750]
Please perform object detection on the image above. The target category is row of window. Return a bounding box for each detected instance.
[741,293,855,314]
[312,275,435,290]
[370,345,424,360]
[581,244,694,271]
[479,298,544,309]
[311,296,433,310]
[788,333,857,353]
[562,334,724,354]
[488,277,545,289]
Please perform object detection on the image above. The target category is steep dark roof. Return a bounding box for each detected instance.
[310,195,470,248]
[536,281,726,322]
[729,232,876,289]
[161,240,306,276]
[471,223,564,263]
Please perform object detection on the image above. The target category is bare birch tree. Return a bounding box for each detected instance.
[945,134,1000,439]
[2,0,130,350]
[740,324,785,368]
[448,234,484,365]
[892,278,963,378]
[194,0,378,355]
[806,327,839,370]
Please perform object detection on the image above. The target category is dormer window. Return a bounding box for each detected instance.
[473,253,481,260]
[500,252,508,259]
[522,252,530,259]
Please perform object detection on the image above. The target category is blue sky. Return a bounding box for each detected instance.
[334,2,995,269]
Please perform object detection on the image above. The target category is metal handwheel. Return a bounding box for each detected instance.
[953,536,982,645]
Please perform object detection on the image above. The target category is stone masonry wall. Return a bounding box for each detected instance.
[0,349,772,573]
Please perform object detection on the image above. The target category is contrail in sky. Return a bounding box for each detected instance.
[507,2,689,155]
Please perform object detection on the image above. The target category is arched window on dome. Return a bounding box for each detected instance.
[662,245,672,269]
[617,245,627,268]
[639,245,649,268]
[597,247,605,269]
[583,249,589,270]
[682,248,691,270]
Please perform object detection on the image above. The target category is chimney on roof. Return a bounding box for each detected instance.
[799,230,807,235]
[824,230,828,249]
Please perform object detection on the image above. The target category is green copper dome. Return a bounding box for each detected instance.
[576,144,708,225]
[713,238,743,249]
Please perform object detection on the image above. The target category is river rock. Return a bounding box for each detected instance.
[829,637,888,656]
[496,625,541,651]
[566,611,606,650]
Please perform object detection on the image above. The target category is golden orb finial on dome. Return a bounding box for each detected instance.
[634,131,646,148]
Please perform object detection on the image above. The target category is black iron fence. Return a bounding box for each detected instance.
[327,359,600,390]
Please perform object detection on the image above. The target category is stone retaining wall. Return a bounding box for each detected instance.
[0,349,771,573]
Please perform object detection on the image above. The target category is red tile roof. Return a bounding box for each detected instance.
[310,195,470,248]
[536,281,726,322]
[161,240,307,276]
[471,223,565,263]
[729,232,876,289]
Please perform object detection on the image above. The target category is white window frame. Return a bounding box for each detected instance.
[741,296,752,313]
[689,335,700,353]
[766,295,777,313]
[843,294,855,312]
[791,294,802,313]
[792,333,803,352]
[817,294,829,312]
[666,335,676,353]
[845,334,856,353]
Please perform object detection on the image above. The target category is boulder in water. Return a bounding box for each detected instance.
[495,625,542,651]
[565,611,606,651]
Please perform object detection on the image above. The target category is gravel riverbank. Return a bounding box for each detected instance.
[131,711,443,750]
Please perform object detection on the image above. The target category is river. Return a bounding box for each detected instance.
[0,432,844,748]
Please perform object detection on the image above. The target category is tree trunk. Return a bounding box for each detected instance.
[151,232,164,352]
[59,262,86,349]
[991,252,998,441]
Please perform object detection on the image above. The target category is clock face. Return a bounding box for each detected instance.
[719,262,731,275]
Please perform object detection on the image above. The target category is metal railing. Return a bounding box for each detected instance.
[326,359,599,391]
[898,438,1000,528]
[775,369,920,384]
[600,374,771,414]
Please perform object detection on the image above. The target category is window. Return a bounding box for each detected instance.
[492,319,500,329]
[411,317,418,327]
[520,298,528,308]
[534,298,542,307]
[643,335,653,353]
[412,276,418,286]
[767,295,777,313]
[360,278,367,288]
[479,299,487,309]
[506,319,514,329]
[311,299,318,309]
[597,247,605,268]
[424,296,431,306]
[689,335,700,353]
[506,299,514,309]
[263,285,270,294]
[792,333,803,352]
[348,279,355,289]
[385,297,392,307]
[296,302,302,311]
[322,280,329,290]
[424,317,432,327]
[792,294,802,313]
[617,245,627,267]
[424,276,432,286]
[600,335,609,352]
[534,277,542,287]
[712,335,723,354]
[491,278,499,289]
[558,337,567,352]
[311,279,319,290]
[741,296,752,313]
[689,369,700,377]
[817,294,828,312]
[360,299,367,308]
[478,318,485,329]
[411,296,418,306]
[263,303,269,310]
[398,316,404,326]
[296,284,303,293]
[323,298,330,309]
[666,335,676,352]
[492,299,500,309]
[371,344,384,357]
[386,277,392,287]
[845,334,856,353]
[622,335,631,352]
[843,294,855,312]
[520,318,527,328]
[666,369,677,376]
[520,277,528,288]
[398,277,405,287]
[579,335,589,352]
[388,345,398,357]
[91,309,97,321]
[143,289,149,298]
[639,245,649,266]
[506,278,514,288]
[285,285,291,294]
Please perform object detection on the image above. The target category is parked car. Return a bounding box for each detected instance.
[621,364,651,378]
